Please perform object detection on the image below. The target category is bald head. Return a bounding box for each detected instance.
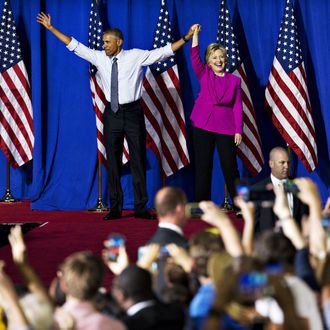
[269,147,290,180]
[154,187,187,219]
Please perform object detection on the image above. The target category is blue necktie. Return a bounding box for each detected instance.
[111,57,119,113]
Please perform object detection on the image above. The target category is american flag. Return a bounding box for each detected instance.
[265,0,317,172]
[88,0,129,164]
[141,0,189,177]
[0,0,34,167]
[217,0,264,176]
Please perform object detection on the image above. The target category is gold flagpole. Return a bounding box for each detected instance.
[0,160,17,203]
[88,158,109,212]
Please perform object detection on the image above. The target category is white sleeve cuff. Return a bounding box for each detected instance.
[66,38,79,51]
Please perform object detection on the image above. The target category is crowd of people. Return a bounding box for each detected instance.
[0,175,330,329]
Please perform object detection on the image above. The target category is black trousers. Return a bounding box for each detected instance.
[193,127,240,202]
[103,101,148,212]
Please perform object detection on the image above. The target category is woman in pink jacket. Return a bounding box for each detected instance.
[190,25,243,205]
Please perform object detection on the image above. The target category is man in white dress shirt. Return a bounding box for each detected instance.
[253,146,309,234]
[37,12,197,220]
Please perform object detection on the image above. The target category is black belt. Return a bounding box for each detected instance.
[108,100,140,110]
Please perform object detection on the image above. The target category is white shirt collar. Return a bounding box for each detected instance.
[127,300,155,316]
[113,49,123,61]
[158,222,183,236]
[270,174,287,186]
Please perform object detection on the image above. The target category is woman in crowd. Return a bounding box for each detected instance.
[189,24,243,205]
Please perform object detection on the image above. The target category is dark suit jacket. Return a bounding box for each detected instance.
[147,227,188,249]
[253,177,309,235]
[122,301,185,330]
[147,227,188,296]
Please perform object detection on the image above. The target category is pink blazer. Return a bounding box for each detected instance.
[190,45,243,135]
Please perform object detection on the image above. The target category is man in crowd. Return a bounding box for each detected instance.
[56,251,126,330]
[253,146,308,234]
[111,265,185,330]
[148,186,189,249]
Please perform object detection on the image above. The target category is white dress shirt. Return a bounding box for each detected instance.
[66,38,173,103]
[158,222,184,236]
[270,174,294,215]
[126,300,155,316]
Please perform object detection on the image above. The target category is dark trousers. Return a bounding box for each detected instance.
[103,101,148,212]
[193,127,240,202]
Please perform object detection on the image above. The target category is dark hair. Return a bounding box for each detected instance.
[254,230,296,265]
[189,230,224,277]
[116,265,153,302]
[161,262,191,306]
[155,187,187,217]
[103,28,124,41]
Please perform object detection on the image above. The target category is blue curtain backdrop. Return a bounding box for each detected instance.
[1,0,329,210]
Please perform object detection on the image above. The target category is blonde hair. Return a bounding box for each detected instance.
[60,251,104,300]
[204,43,227,64]
[19,293,54,330]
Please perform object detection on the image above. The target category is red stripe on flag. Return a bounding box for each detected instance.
[271,65,316,138]
[266,73,317,165]
[153,73,187,138]
[143,75,189,166]
[142,100,180,174]
[0,84,33,151]
[0,104,29,165]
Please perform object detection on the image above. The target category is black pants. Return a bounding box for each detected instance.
[103,101,148,212]
[193,127,240,202]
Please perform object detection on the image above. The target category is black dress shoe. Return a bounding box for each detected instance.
[134,210,154,220]
[103,210,122,221]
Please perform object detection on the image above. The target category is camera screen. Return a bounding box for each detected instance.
[239,272,268,298]
[106,234,125,262]
[185,203,204,218]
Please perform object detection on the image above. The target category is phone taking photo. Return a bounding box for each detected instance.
[106,233,125,262]
[185,203,204,218]
[236,179,274,203]
[235,272,273,305]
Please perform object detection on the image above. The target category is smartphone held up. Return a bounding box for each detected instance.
[185,202,204,218]
[105,233,125,262]
[236,179,299,207]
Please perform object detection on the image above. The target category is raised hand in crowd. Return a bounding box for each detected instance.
[136,243,160,271]
[234,196,255,255]
[166,243,193,273]
[8,225,53,308]
[199,201,243,257]
[0,261,30,330]
[102,244,129,276]
[323,196,330,217]
[273,184,306,250]
[294,178,327,259]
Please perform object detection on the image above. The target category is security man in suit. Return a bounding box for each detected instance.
[147,186,189,249]
[253,146,309,235]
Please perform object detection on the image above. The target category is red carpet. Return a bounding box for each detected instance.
[0,201,243,289]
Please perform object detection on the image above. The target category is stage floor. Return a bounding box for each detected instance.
[0,201,242,288]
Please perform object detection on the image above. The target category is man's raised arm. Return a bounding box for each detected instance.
[37,12,72,45]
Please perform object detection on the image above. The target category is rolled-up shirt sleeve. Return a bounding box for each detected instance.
[66,37,79,51]
[139,43,174,66]
[66,37,99,65]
